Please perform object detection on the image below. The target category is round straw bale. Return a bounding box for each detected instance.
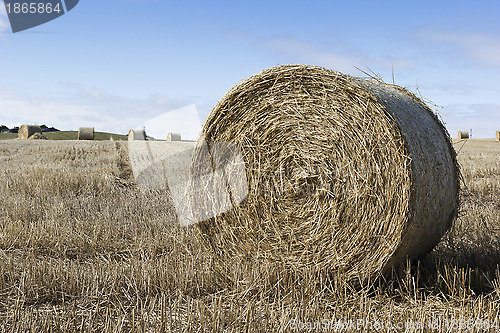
[18,124,42,139]
[496,130,499,142]
[28,132,47,140]
[167,133,181,141]
[191,64,460,280]
[458,131,469,139]
[128,129,146,141]
[78,127,94,140]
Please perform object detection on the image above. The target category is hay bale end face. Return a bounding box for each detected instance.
[167,133,181,141]
[496,130,500,142]
[192,64,460,280]
[458,131,469,139]
[18,124,42,139]
[78,127,94,140]
[128,129,146,141]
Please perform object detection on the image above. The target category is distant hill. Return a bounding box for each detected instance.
[40,125,60,133]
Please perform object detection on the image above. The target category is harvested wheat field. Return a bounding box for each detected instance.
[0,137,499,331]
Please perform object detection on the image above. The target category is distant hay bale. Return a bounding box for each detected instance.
[18,125,42,139]
[167,133,181,141]
[191,65,460,280]
[458,131,469,139]
[78,127,94,140]
[496,130,500,142]
[28,133,47,140]
[128,129,146,141]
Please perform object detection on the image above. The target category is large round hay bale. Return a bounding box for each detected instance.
[458,131,469,139]
[18,125,42,139]
[128,129,146,141]
[191,65,459,280]
[167,133,181,141]
[496,130,499,142]
[78,127,94,140]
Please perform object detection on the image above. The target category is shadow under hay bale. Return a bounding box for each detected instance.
[78,127,94,140]
[458,131,469,139]
[18,124,42,140]
[191,64,460,281]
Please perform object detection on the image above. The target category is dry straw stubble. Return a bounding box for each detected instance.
[191,64,460,281]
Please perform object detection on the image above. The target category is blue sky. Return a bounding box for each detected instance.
[1,0,499,138]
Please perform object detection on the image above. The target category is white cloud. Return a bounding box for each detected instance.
[0,88,115,130]
[0,84,207,137]
[418,27,500,66]
[0,4,9,35]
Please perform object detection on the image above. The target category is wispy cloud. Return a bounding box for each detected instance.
[257,35,414,75]
[0,88,107,130]
[417,27,500,66]
[0,84,208,136]
[442,103,500,138]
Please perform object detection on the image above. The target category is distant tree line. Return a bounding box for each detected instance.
[0,125,60,133]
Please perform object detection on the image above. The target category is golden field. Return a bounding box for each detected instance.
[0,138,499,332]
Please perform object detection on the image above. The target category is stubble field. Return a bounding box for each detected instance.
[0,138,499,332]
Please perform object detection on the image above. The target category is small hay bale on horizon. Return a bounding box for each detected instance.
[128,129,146,141]
[28,133,47,140]
[18,124,42,140]
[167,133,181,141]
[496,130,499,142]
[458,131,469,139]
[78,127,94,140]
[191,64,460,281]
